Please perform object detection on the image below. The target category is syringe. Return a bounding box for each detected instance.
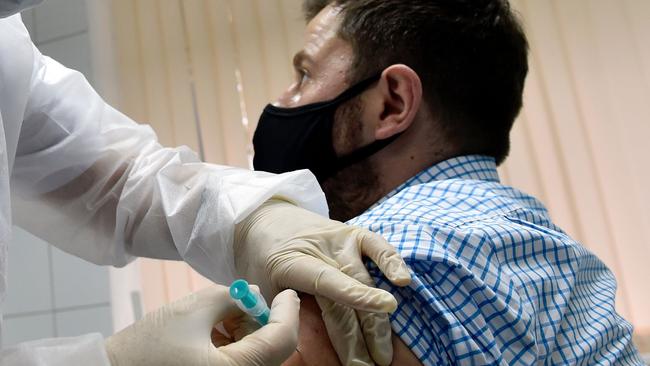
[229,279,270,326]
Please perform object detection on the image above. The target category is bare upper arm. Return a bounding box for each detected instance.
[282,294,422,366]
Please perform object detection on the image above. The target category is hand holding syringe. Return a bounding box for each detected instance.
[230,279,271,325]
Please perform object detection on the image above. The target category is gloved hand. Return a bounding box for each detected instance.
[104,286,300,366]
[234,198,412,366]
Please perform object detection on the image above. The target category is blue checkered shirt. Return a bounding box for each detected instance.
[351,155,643,365]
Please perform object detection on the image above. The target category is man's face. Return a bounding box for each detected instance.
[275,5,353,109]
[273,4,382,221]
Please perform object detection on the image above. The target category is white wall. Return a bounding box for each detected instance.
[2,0,113,347]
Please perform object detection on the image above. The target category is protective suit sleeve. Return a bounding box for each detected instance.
[0,333,111,366]
[10,36,328,285]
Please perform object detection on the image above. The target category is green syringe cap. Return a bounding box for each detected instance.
[230,279,257,309]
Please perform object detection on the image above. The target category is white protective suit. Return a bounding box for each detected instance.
[0,13,326,364]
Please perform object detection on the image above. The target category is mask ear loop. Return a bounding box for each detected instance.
[335,132,403,170]
[313,72,386,180]
[331,72,404,172]
[332,72,383,104]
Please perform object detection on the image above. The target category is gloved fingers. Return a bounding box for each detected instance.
[249,284,261,293]
[337,250,395,365]
[106,286,242,366]
[357,230,411,286]
[220,284,263,341]
[316,296,374,366]
[210,289,300,366]
[271,253,397,312]
[339,237,380,288]
[223,312,261,341]
[173,286,246,335]
[358,310,394,365]
[267,289,300,338]
[169,285,234,315]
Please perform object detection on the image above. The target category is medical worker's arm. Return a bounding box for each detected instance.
[11,45,330,279]
[1,286,301,366]
[105,286,301,366]
[9,20,410,365]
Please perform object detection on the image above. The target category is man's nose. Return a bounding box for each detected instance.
[274,84,301,108]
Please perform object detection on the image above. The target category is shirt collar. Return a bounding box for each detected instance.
[373,155,501,206]
[409,155,500,183]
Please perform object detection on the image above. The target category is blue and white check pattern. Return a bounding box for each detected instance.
[350,155,643,365]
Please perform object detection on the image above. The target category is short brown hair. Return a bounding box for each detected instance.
[303,0,529,165]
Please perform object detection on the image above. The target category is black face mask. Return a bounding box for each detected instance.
[253,74,401,182]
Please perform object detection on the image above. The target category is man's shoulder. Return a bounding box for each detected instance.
[360,179,643,366]
[349,178,574,264]
[353,178,550,229]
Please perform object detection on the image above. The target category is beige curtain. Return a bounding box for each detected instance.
[102,0,649,351]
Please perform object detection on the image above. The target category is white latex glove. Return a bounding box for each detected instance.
[105,286,300,366]
[234,199,412,366]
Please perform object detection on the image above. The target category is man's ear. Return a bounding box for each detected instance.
[373,65,423,140]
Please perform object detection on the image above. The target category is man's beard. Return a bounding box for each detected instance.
[321,98,384,222]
